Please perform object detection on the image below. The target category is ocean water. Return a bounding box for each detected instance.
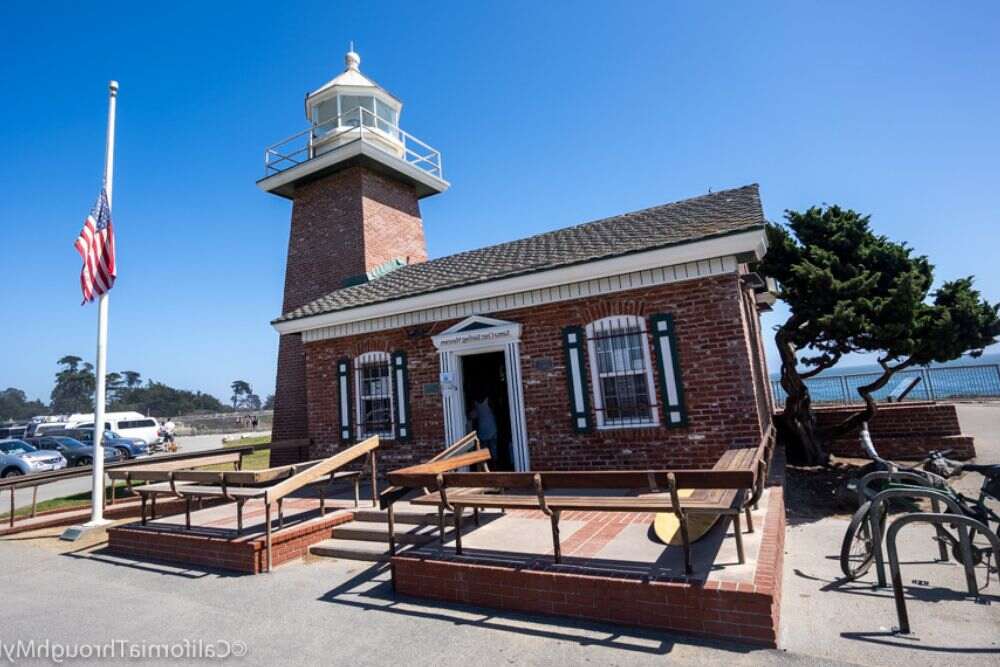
[769,353,1000,405]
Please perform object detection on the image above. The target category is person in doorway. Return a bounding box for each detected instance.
[474,396,498,462]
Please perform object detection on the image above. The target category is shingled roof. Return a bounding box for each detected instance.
[275,183,764,324]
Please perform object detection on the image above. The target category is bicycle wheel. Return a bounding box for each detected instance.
[840,500,886,580]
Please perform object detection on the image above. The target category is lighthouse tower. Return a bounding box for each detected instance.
[258,49,448,461]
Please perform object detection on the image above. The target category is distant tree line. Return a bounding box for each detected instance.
[1,356,274,421]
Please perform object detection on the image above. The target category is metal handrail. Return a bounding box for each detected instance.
[262,107,443,179]
[1,443,268,527]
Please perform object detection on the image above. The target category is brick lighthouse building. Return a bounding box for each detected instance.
[259,50,774,470]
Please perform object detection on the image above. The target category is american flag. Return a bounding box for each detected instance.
[75,189,117,303]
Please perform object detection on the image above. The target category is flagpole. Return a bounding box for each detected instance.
[86,80,118,527]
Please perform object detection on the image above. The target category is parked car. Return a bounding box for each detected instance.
[24,422,70,438]
[66,411,163,447]
[0,439,68,477]
[49,428,150,459]
[0,423,28,440]
[26,436,122,467]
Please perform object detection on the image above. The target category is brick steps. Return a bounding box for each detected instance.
[309,508,449,563]
[333,520,440,545]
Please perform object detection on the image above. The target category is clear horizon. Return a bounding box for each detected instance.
[2,2,998,405]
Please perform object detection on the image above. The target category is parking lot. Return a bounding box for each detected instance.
[6,432,252,511]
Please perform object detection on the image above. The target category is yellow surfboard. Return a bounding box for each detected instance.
[652,489,721,545]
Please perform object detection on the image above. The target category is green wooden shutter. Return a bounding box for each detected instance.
[562,326,591,432]
[650,314,687,427]
[337,358,353,442]
[391,351,412,440]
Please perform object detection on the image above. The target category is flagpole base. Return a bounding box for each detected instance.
[60,520,113,542]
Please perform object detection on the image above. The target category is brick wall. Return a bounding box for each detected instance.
[271,166,426,462]
[780,402,976,460]
[391,487,787,647]
[107,511,354,574]
[304,271,770,470]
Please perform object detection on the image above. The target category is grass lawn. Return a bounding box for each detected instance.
[0,482,138,521]
[0,436,273,521]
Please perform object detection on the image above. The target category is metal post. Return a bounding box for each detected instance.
[870,487,964,587]
[887,513,1000,634]
[87,80,118,528]
[840,376,850,405]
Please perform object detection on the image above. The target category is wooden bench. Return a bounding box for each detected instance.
[390,425,775,574]
[130,437,381,571]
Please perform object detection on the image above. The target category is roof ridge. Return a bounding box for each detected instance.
[378,183,762,271]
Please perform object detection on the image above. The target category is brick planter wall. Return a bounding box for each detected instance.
[778,402,975,460]
[107,511,354,574]
[303,273,772,471]
[392,487,787,648]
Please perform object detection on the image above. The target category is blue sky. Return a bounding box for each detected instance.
[2,2,998,404]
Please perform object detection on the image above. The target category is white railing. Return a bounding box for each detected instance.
[263,107,443,180]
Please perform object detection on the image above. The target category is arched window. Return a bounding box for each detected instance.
[354,351,395,439]
[585,315,659,428]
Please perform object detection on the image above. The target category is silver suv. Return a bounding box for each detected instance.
[0,439,68,477]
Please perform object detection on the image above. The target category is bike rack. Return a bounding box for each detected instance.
[886,512,1000,634]
[869,486,966,589]
[858,470,952,564]
[856,469,948,507]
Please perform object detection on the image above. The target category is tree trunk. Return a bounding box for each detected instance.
[775,324,830,466]
[829,358,915,438]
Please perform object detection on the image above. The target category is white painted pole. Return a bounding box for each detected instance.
[87,80,118,526]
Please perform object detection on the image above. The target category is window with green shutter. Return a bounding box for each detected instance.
[337,358,352,442]
[391,350,412,440]
[650,314,687,427]
[562,326,592,432]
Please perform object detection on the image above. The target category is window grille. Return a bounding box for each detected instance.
[585,316,659,428]
[354,352,395,439]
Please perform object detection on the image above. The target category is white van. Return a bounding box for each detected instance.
[67,411,163,447]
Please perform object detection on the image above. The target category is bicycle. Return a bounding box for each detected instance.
[839,424,1000,582]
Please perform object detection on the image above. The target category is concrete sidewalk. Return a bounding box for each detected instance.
[0,534,837,667]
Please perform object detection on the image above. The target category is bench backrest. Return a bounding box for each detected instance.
[388,468,755,492]
[108,451,243,481]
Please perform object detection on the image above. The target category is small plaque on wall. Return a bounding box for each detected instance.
[423,382,441,396]
[532,357,554,371]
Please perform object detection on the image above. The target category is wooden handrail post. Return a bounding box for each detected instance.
[265,502,273,573]
[370,450,378,508]
[667,472,692,574]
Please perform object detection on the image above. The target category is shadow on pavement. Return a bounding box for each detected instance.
[315,562,763,657]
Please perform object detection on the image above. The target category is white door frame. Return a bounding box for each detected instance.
[432,316,530,471]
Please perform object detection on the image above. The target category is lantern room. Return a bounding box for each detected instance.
[305,49,404,158]
[257,48,447,200]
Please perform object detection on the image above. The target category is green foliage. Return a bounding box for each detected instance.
[230,380,257,410]
[762,206,1000,372]
[42,358,231,418]
[112,381,228,416]
[50,356,96,414]
[0,388,48,421]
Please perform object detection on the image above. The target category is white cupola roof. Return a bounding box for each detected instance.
[305,49,402,120]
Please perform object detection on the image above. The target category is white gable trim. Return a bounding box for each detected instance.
[278,228,766,342]
[297,255,737,343]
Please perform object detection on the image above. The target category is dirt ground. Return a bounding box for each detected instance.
[784,402,1000,524]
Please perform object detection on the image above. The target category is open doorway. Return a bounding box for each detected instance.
[461,351,514,471]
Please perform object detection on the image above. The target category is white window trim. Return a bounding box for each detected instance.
[585,315,660,429]
[354,351,395,440]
